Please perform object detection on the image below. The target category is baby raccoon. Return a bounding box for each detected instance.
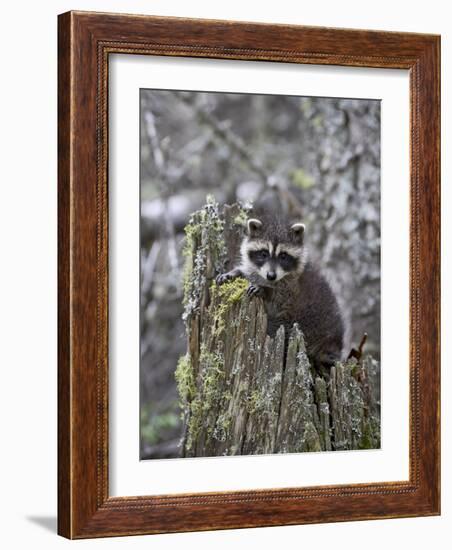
[216,215,344,368]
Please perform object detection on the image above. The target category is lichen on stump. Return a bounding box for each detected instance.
[176,198,380,457]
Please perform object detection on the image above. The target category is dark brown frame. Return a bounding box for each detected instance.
[58,10,440,539]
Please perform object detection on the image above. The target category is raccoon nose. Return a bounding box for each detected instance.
[267,271,276,281]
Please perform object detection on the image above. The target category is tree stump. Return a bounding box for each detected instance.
[176,198,380,457]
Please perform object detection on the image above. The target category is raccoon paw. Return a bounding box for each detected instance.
[246,284,264,298]
[216,269,242,285]
[216,273,232,285]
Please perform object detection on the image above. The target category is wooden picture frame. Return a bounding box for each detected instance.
[58,10,440,539]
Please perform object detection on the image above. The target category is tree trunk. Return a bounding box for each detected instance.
[176,198,380,457]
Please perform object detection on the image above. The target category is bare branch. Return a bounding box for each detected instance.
[141,105,179,276]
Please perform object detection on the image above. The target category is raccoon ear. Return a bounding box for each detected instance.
[247,218,263,236]
[290,223,305,243]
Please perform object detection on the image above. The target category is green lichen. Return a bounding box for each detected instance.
[175,353,195,405]
[213,412,232,442]
[233,208,248,227]
[247,389,263,414]
[210,277,248,337]
[184,398,202,451]
[247,369,282,418]
[212,276,248,304]
[199,346,225,411]
[180,196,226,321]
[349,357,361,378]
[184,346,226,450]
[181,216,201,310]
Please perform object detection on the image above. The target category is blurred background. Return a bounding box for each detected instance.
[140,89,380,459]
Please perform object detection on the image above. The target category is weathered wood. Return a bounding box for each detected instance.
[176,199,381,457]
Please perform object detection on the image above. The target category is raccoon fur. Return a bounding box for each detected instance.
[216,215,344,368]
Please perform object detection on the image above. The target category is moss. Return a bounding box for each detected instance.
[213,412,232,442]
[348,357,361,378]
[181,215,202,286]
[175,354,195,404]
[180,196,227,322]
[210,277,248,337]
[247,389,263,414]
[212,276,248,304]
[199,346,225,411]
[181,216,201,311]
[233,208,248,227]
[185,398,202,451]
[179,200,254,453]
[184,346,227,449]
[182,199,249,316]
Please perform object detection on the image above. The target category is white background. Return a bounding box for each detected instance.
[110,56,409,496]
[0,1,449,548]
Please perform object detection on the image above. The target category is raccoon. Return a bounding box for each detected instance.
[216,215,344,368]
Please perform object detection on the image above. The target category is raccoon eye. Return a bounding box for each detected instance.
[257,249,270,260]
[278,252,297,271]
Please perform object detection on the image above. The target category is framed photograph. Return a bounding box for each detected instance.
[58,11,440,538]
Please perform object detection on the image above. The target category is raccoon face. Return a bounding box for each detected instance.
[240,218,306,282]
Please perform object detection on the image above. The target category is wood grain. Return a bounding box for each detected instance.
[58,10,440,539]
